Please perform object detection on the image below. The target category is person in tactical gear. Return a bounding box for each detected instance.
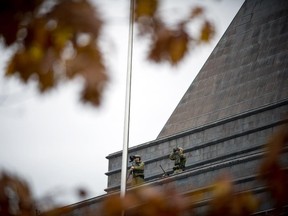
[169,147,186,174]
[128,154,145,186]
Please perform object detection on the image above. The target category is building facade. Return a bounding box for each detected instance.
[61,0,288,215]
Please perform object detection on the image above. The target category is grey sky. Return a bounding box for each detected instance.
[0,0,244,206]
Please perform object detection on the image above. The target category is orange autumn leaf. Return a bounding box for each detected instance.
[135,0,158,20]
[258,124,288,211]
[200,21,215,42]
[190,6,204,19]
[168,30,190,65]
[148,27,171,63]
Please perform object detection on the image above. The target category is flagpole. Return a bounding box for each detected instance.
[120,0,135,198]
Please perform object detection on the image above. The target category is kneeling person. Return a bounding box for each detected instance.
[169,147,186,174]
[129,155,145,186]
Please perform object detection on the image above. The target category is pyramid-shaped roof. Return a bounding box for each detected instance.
[158,0,288,138]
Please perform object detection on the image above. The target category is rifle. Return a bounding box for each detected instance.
[126,169,131,181]
[126,161,135,182]
[159,165,169,177]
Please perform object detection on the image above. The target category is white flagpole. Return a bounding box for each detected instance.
[120,0,135,198]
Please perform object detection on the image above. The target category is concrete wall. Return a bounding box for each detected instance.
[105,101,288,191]
[57,0,288,215]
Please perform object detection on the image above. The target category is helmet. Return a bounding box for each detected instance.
[134,155,141,159]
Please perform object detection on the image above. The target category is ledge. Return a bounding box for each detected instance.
[105,117,288,176]
[106,98,288,159]
[105,147,288,193]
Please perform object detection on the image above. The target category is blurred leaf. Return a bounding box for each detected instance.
[258,124,288,212]
[102,194,123,215]
[66,42,108,106]
[0,0,44,46]
[2,0,106,107]
[38,69,55,92]
[46,0,102,37]
[230,192,259,216]
[168,30,190,65]
[190,6,204,19]
[0,171,35,216]
[41,206,72,216]
[0,14,19,46]
[200,21,215,42]
[102,186,187,216]
[210,174,233,210]
[6,49,41,83]
[135,0,158,20]
[148,27,171,63]
[137,2,214,66]
[29,44,44,61]
[207,174,260,216]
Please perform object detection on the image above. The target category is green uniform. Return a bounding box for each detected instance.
[169,150,186,174]
[130,161,145,186]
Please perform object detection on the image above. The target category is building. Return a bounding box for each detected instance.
[60,0,288,215]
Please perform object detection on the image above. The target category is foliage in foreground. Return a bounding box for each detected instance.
[0,0,215,107]
[0,124,287,216]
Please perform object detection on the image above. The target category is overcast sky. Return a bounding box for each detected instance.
[0,0,244,206]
